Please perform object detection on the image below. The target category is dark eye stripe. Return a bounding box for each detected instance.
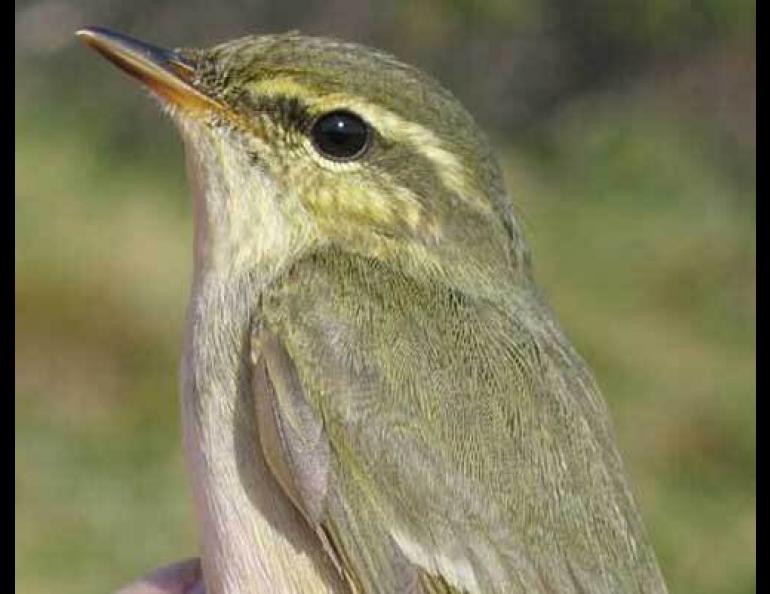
[234,92,313,132]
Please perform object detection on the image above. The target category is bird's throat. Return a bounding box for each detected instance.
[179,117,315,283]
[179,125,344,592]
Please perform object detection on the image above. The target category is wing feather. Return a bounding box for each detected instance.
[253,250,667,593]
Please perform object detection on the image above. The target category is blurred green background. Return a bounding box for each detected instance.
[15,1,755,593]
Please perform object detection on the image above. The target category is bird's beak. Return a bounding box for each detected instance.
[76,27,221,114]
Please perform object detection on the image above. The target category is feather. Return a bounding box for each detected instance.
[253,247,668,594]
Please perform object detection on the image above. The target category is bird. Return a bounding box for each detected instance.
[77,27,669,594]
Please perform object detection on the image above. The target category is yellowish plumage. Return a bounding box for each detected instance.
[78,28,669,594]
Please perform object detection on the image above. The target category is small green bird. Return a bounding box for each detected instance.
[77,27,668,594]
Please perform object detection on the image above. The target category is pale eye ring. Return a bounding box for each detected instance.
[309,110,371,161]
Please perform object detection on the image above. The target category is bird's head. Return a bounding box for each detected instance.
[78,28,531,296]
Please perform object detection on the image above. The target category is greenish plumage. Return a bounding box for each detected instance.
[256,248,665,593]
[78,28,668,594]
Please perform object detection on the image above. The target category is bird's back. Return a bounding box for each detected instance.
[258,247,668,593]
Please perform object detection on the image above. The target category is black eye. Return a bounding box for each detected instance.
[310,110,371,161]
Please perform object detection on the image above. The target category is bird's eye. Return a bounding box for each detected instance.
[310,110,371,161]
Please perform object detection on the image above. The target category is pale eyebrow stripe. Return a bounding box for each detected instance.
[243,76,490,213]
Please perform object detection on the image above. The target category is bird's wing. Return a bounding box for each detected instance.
[252,322,430,593]
[251,253,667,594]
